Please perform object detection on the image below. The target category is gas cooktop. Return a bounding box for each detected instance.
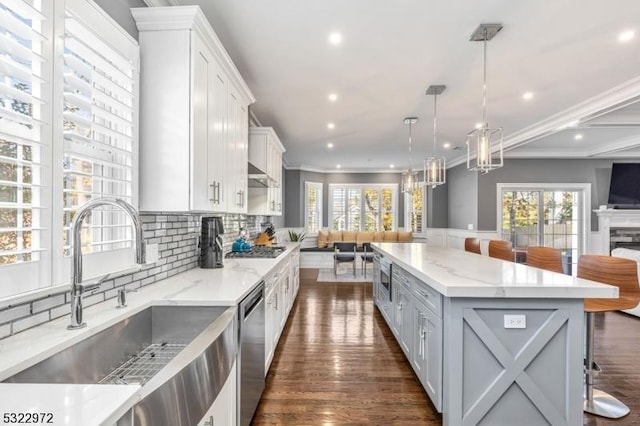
[225,246,286,259]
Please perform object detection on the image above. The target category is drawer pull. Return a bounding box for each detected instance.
[419,290,430,298]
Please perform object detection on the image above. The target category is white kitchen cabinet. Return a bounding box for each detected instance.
[264,272,277,373]
[264,250,300,373]
[226,86,249,213]
[197,362,237,426]
[248,127,285,216]
[132,6,254,213]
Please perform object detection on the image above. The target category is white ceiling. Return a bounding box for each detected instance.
[171,0,640,171]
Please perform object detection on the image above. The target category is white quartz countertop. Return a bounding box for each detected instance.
[372,243,618,299]
[0,243,299,425]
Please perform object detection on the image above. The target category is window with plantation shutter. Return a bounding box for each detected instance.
[61,2,138,264]
[304,181,322,233]
[405,186,425,235]
[0,0,140,300]
[0,0,51,297]
[329,184,397,231]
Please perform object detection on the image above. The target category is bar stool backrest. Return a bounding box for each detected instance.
[578,254,640,312]
[526,246,564,273]
[464,238,481,255]
[488,240,513,262]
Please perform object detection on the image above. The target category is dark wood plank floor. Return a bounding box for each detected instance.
[253,269,640,425]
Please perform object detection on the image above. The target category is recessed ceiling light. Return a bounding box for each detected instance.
[390,164,395,168]
[327,122,335,130]
[443,142,451,148]
[336,164,341,169]
[475,122,483,129]
[522,92,534,100]
[328,32,342,45]
[574,133,584,141]
[618,30,636,43]
[328,93,338,102]
[327,142,334,149]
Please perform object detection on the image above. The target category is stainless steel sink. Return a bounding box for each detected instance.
[4,305,238,426]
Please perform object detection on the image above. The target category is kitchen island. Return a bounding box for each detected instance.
[0,243,300,426]
[371,242,617,426]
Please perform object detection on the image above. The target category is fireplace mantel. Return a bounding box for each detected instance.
[595,209,640,254]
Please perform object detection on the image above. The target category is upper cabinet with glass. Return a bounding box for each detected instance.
[132,6,255,213]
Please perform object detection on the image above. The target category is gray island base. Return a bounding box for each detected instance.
[371,243,617,426]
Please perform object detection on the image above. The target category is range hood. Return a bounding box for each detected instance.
[248,173,272,188]
[248,163,273,188]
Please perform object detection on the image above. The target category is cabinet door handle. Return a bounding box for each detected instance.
[274,293,278,310]
[418,290,430,299]
[418,324,424,357]
[204,415,214,426]
[209,183,215,202]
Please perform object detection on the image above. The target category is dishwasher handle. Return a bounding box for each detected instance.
[242,282,264,320]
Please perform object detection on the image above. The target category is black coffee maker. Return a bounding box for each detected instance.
[200,216,224,268]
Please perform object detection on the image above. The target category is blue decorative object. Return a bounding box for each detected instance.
[232,238,252,252]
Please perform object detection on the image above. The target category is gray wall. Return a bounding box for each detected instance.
[427,183,449,228]
[284,170,406,229]
[94,0,146,40]
[476,159,618,232]
[447,164,479,230]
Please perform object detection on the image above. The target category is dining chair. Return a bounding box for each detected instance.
[526,246,564,273]
[464,238,481,255]
[578,255,640,418]
[361,242,375,278]
[334,242,357,278]
[488,240,514,262]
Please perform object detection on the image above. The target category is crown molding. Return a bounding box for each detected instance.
[142,0,176,6]
[448,75,640,168]
[284,163,402,174]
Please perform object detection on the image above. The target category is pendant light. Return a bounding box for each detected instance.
[424,85,446,188]
[401,117,419,194]
[467,23,504,174]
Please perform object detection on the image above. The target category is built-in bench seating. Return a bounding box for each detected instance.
[300,230,413,268]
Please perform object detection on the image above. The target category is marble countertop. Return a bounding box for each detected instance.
[0,243,299,425]
[372,243,618,299]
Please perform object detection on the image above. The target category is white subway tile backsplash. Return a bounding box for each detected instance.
[0,323,11,339]
[0,305,31,323]
[32,294,66,313]
[12,312,50,334]
[50,304,72,320]
[0,212,267,341]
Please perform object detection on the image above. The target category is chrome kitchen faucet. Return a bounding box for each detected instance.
[68,198,146,330]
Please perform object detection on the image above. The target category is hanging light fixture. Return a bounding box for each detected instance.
[401,117,419,193]
[424,85,446,188]
[467,23,504,174]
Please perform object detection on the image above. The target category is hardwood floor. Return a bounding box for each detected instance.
[253,269,640,425]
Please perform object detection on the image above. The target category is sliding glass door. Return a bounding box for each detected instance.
[499,184,590,275]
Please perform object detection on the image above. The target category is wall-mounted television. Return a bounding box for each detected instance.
[608,163,640,208]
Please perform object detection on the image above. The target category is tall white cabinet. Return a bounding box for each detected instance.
[132,7,254,213]
[248,127,285,216]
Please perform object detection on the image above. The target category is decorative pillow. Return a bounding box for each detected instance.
[342,231,357,243]
[398,231,413,242]
[328,230,343,245]
[317,229,329,248]
[383,231,398,242]
[373,231,385,242]
[356,231,374,248]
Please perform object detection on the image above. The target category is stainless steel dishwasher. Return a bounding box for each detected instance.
[238,282,265,426]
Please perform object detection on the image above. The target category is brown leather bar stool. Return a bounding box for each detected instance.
[577,255,640,418]
[464,237,481,254]
[488,240,513,262]
[526,246,564,273]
